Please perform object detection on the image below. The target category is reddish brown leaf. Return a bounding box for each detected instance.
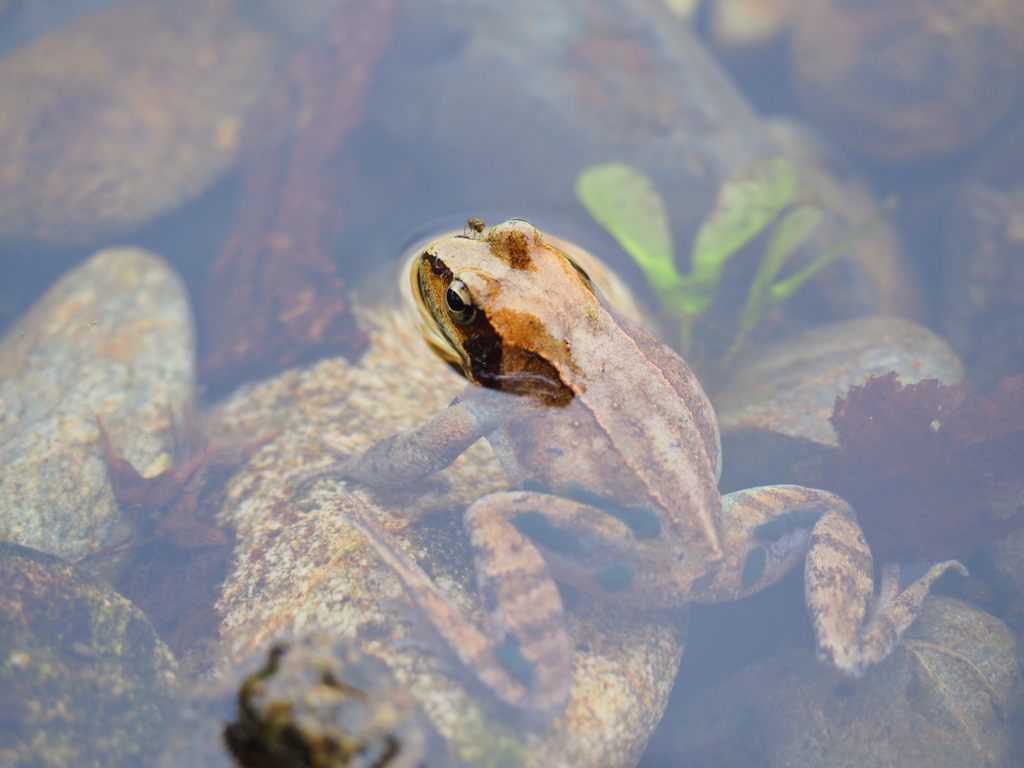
[97,413,208,514]
[825,373,970,490]
[96,415,150,509]
[201,0,394,391]
[810,372,1024,561]
[88,408,271,561]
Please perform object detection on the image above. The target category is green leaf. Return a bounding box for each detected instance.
[738,205,822,333]
[575,164,683,292]
[723,204,821,364]
[763,205,824,274]
[770,212,883,302]
[685,156,800,312]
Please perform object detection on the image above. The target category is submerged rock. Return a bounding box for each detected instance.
[707,0,799,49]
[191,304,683,768]
[651,596,1023,768]
[707,0,1024,163]
[713,316,965,489]
[0,542,180,768]
[0,0,281,245]
[0,247,195,580]
[943,181,1024,388]
[983,529,1024,639]
[792,0,1024,162]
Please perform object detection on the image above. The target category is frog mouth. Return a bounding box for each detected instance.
[491,370,563,388]
[465,329,574,407]
[488,369,570,404]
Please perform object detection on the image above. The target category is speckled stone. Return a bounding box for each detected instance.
[0,0,282,245]
[0,542,180,768]
[713,316,965,489]
[0,248,195,580]
[653,596,1023,768]
[201,307,684,768]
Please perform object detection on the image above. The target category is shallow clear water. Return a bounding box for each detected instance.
[1,0,1023,766]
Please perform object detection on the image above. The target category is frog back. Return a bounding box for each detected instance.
[488,297,723,558]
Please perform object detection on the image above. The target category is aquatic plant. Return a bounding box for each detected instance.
[85,406,270,562]
[807,372,1024,561]
[575,158,879,363]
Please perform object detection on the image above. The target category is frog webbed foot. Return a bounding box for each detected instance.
[709,485,966,678]
[828,559,967,677]
[794,490,966,678]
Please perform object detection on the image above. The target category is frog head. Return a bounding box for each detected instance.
[416,220,599,406]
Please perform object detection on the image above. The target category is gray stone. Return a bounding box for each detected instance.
[713,316,965,489]
[980,528,1024,640]
[791,0,1024,162]
[653,597,1023,768]
[0,0,282,245]
[0,248,195,580]
[0,542,180,768]
[942,181,1024,389]
[243,0,347,40]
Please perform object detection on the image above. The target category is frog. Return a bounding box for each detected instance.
[317,219,966,722]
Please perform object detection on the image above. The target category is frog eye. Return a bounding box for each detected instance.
[445,280,477,324]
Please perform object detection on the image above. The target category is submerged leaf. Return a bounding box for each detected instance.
[91,408,272,560]
[738,204,823,334]
[808,373,1024,560]
[575,163,682,292]
[686,156,799,308]
[770,210,884,303]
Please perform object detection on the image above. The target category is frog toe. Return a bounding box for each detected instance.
[819,559,968,678]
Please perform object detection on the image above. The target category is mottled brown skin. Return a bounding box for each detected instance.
[329,220,965,720]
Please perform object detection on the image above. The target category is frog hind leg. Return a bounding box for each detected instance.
[695,485,966,678]
[347,494,571,722]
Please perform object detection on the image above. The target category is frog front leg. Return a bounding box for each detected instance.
[306,391,504,489]
[692,485,966,677]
